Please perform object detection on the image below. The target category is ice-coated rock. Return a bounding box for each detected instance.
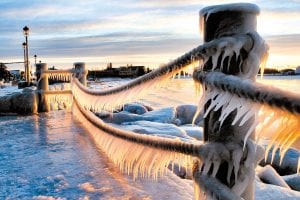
[142,107,176,123]
[260,148,299,175]
[95,111,111,118]
[0,95,12,112]
[255,178,300,200]
[257,165,290,189]
[102,107,176,124]
[102,111,144,124]
[123,103,148,115]
[113,120,193,140]
[282,174,300,191]
[100,104,205,126]
[179,125,203,141]
[175,104,203,125]
[0,88,38,115]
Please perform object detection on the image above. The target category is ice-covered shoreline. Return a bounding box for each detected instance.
[0,77,299,199]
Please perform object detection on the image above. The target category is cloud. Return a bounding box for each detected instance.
[1,0,300,68]
[265,34,300,66]
[30,32,199,57]
[265,34,300,54]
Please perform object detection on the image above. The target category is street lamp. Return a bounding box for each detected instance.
[22,42,26,81]
[23,26,30,84]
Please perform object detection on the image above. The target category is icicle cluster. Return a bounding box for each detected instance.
[48,73,72,83]
[197,32,268,80]
[199,82,299,155]
[190,28,298,199]
[195,81,299,197]
[72,101,194,179]
[72,64,196,112]
[194,68,300,169]
[46,93,73,111]
[259,106,300,164]
[37,69,73,85]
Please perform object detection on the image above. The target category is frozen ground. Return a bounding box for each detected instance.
[0,111,194,199]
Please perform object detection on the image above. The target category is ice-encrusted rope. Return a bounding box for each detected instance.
[73,98,202,156]
[193,71,300,115]
[74,97,242,198]
[72,34,252,96]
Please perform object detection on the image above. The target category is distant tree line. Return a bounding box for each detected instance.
[258,67,296,75]
[0,63,11,81]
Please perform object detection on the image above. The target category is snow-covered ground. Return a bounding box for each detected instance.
[0,85,22,97]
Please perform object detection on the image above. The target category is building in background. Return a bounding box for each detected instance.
[88,63,147,79]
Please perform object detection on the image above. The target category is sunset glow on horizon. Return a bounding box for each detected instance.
[1,0,300,70]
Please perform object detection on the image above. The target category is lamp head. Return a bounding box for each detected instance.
[23,26,29,36]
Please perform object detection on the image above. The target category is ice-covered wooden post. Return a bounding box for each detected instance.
[36,63,50,112]
[74,62,87,86]
[195,3,261,200]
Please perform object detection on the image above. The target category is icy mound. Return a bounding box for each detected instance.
[260,148,299,175]
[110,121,194,141]
[97,103,204,142]
[255,179,300,200]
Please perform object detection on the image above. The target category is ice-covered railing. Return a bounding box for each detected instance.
[35,3,299,200]
[35,63,79,112]
[73,98,198,176]
[72,34,252,112]
[194,71,300,115]
[72,83,245,200]
[193,70,300,169]
[43,69,73,82]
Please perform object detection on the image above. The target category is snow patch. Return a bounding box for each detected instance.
[33,196,66,200]
[79,182,112,193]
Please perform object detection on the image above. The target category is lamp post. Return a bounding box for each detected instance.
[22,42,26,81]
[23,26,30,84]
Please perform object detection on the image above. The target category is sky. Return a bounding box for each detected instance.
[1,0,300,70]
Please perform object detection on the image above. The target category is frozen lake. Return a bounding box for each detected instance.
[0,75,299,199]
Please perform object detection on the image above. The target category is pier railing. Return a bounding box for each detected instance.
[36,62,87,112]
[35,3,299,200]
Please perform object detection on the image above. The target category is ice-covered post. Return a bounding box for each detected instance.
[36,63,50,112]
[74,62,87,86]
[194,3,261,200]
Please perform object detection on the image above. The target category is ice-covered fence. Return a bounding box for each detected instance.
[35,62,86,112]
[70,3,298,200]
[34,3,299,200]
[194,72,300,115]
[71,34,252,112]
[193,71,300,170]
